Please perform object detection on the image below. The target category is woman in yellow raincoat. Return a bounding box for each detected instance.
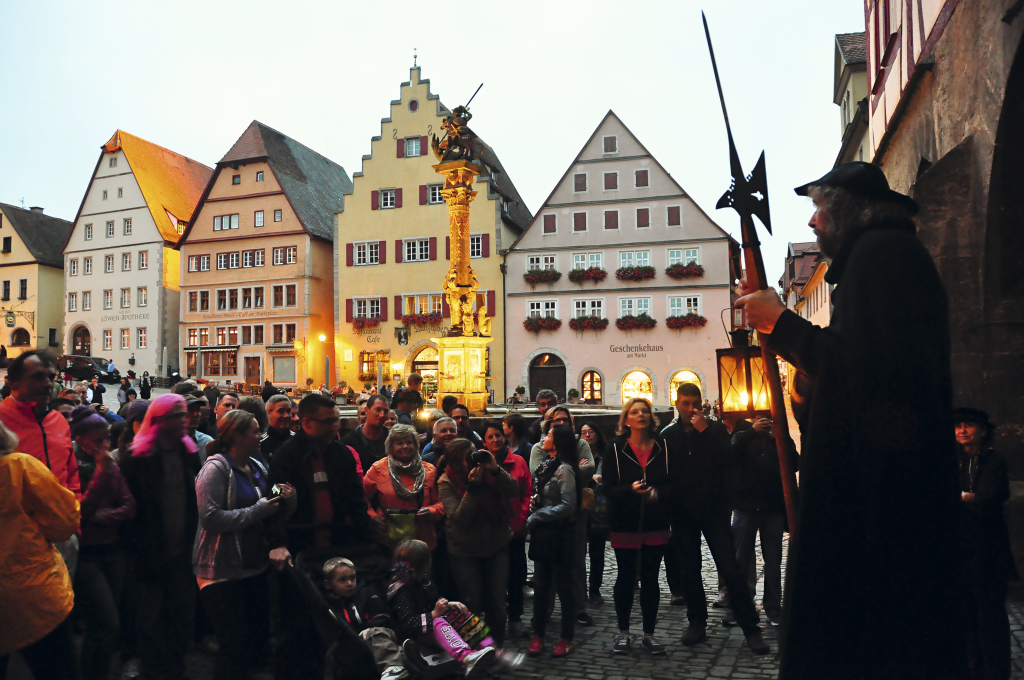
[0,418,81,679]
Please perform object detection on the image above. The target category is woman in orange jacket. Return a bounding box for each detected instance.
[363,424,444,551]
[0,418,82,679]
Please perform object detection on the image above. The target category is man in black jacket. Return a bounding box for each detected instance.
[267,393,372,680]
[662,383,768,654]
[260,394,294,462]
[341,393,389,472]
[727,417,798,627]
[737,162,966,679]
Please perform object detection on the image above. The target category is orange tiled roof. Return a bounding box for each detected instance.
[104,131,213,243]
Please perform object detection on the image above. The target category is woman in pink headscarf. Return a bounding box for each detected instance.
[120,394,202,680]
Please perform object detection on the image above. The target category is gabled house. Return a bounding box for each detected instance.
[63,131,212,374]
[505,111,739,406]
[0,204,73,355]
[334,66,531,400]
[178,121,351,389]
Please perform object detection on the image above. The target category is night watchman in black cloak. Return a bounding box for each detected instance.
[737,162,967,680]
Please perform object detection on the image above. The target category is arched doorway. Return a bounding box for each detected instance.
[412,346,439,398]
[621,369,653,404]
[72,326,91,355]
[10,328,31,348]
[580,370,602,404]
[669,369,702,399]
[529,353,565,402]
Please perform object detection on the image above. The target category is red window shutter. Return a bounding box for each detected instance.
[396,139,405,158]
[445,236,450,260]
[380,298,387,321]
[394,295,402,319]
[486,290,495,317]
[442,295,450,318]
[395,188,403,208]
[371,190,379,210]
[635,169,649,187]
[573,212,587,231]
[667,206,681,226]
[345,299,353,322]
[419,185,427,205]
[543,214,556,234]
[378,240,386,264]
[345,243,353,266]
[573,173,587,192]
[605,210,619,229]
[420,136,428,155]
[604,172,618,190]
[429,237,437,260]
[637,208,650,228]
[395,240,403,263]
[481,233,490,258]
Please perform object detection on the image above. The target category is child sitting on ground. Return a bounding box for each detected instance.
[323,557,406,680]
[387,540,497,679]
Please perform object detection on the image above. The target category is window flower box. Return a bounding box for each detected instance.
[568,316,609,331]
[523,316,562,332]
[358,372,377,382]
[401,312,443,327]
[615,313,658,330]
[568,267,608,285]
[352,317,381,330]
[665,263,705,279]
[615,266,656,282]
[524,269,562,285]
[666,313,708,329]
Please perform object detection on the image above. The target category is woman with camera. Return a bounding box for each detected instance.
[603,397,678,656]
[193,409,295,680]
[437,437,520,646]
[525,424,580,658]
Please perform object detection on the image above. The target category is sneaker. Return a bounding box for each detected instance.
[680,624,707,646]
[642,635,667,655]
[508,620,528,638]
[401,639,430,678]
[613,632,632,654]
[380,666,409,680]
[720,610,739,627]
[523,587,535,598]
[576,612,594,626]
[670,593,686,607]
[463,647,496,680]
[745,630,770,655]
[494,649,526,671]
[120,659,141,680]
[551,639,575,657]
[527,636,544,657]
[765,611,782,627]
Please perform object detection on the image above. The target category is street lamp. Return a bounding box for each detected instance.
[716,329,772,420]
[319,334,329,389]
[392,362,403,382]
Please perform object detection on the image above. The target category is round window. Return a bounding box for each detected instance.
[409,99,419,112]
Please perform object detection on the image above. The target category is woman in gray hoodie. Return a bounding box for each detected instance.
[193,409,295,679]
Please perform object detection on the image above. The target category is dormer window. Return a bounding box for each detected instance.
[256,171,264,182]
[232,175,241,185]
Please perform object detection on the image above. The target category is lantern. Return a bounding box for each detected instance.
[716,329,772,419]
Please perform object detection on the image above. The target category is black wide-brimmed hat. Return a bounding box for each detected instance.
[794,161,919,215]
[952,407,993,429]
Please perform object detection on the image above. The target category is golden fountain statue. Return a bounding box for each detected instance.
[430,105,492,413]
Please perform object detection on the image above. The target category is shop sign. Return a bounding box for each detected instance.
[101,313,151,322]
[609,343,664,359]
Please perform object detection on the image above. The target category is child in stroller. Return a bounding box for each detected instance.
[388,540,522,680]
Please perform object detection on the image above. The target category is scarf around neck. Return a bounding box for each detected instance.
[388,453,426,501]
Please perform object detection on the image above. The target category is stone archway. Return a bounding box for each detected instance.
[576,366,605,405]
[664,366,710,404]
[521,347,571,402]
[615,365,657,405]
[71,325,92,355]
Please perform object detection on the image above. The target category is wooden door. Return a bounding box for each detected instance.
[245,357,261,385]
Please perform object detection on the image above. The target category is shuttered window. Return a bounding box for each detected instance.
[667,205,681,226]
[604,172,618,190]
[636,208,650,228]
[543,215,556,234]
[573,212,587,232]
[604,210,619,230]
[573,173,587,192]
[635,169,649,187]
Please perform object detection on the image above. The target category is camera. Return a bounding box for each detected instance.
[469,450,490,468]
[268,484,283,499]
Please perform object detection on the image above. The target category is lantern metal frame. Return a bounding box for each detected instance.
[716,330,772,420]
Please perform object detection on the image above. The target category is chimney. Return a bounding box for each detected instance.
[29,206,44,214]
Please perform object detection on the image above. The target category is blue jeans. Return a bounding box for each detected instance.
[731,509,785,617]
[74,548,126,680]
[448,547,510,645]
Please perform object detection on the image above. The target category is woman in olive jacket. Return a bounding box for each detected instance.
[603,397,679,655]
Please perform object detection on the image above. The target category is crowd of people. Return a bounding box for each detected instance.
[0,346,1016,680]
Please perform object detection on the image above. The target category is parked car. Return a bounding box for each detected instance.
[58,355,121,384]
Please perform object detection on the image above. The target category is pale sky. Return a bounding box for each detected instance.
[0,0,864,287]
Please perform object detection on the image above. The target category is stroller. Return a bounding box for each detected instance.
[289,544,462,680]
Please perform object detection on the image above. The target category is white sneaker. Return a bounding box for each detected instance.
[463,647,496,680]
[381,666,409,680]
